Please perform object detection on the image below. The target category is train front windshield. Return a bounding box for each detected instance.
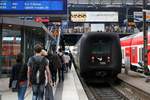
[89,38,112,65]
[91,40,111,54]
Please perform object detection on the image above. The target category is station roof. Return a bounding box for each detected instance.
[0,17,43,28]
[0,17,54,39]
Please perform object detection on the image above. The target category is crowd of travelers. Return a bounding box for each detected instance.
[9,43,72,100]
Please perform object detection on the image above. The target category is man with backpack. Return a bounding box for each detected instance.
[27,44,51,100]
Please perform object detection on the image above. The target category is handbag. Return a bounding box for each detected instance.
[45,83,54,100]
[11,80,19,92]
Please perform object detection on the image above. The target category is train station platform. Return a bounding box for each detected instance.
[2,67,150,100]
[0,65,88,100]
[117,69,150,99]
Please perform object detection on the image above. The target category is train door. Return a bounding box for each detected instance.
[139,47,144,63]
[125,47,131,59]
[131,47,138,65]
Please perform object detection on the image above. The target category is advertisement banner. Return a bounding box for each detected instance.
[71,11,118,22]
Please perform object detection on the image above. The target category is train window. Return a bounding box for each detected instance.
[132,47,136,55]
[91,39,112,54]
[89,38,112,65]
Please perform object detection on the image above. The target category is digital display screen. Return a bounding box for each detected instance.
[0,0,67,14]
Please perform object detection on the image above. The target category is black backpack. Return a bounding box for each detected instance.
[30,57,46,85]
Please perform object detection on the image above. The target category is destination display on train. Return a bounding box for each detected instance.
[0,0,64,11]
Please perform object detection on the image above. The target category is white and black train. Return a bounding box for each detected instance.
[73,32,122,82]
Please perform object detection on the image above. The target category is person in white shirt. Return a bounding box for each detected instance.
[63,52,70,72]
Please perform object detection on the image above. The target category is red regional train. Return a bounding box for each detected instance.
[120,32,150,72]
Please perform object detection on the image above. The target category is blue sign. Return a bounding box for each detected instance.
[0,0,67,14]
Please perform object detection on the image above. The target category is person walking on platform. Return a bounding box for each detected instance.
[54,52,62,83]
[9,53,28,100]
[68,50,73,70]
[27,44,51,100]
[58,48,65,82]
[63,52,71,72]
[47,51,57,86]
[52,46,62,84]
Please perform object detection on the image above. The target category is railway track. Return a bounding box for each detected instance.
[77,74,128,100]
[88,83,128,100]
[83,81,128,100]
[75,67,150,100]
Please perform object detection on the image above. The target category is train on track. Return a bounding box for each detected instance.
[73,32,122,82]
[120,32,150,72]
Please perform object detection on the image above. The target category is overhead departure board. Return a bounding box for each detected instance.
[0,0,67,14]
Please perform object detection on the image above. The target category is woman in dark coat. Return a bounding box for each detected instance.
[9,53,28,100]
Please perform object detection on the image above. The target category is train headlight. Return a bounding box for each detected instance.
[91,56,95,60]
[91,56,95,62]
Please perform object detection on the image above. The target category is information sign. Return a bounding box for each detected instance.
[0,0,67,14]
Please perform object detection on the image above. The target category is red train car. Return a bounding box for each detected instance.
[120,32,150,71]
